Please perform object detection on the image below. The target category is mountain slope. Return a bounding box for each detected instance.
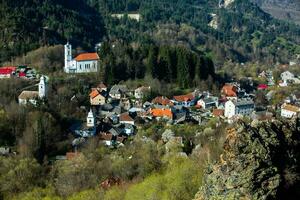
[0,0,105,63]
[252,0,300,24]
[88,0,300,64]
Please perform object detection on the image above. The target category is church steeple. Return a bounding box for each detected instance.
[38,75,47,99]
[87,109,95,127]
[64,42,72,73]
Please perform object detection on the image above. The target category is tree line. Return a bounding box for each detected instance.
[100,42,215,88]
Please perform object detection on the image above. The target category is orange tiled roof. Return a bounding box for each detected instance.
[152,96,174,106]
[90,89,100,99]
[150,108,173,119]
[75,53,99,61]
[173,93,194,102]
[222,85,237,97]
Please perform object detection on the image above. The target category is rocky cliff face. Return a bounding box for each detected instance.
[195,118,300,199]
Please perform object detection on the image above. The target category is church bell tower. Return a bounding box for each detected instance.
[64,42,72,73]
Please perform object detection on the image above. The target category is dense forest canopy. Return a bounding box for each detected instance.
[0,0,299,65]
[0,0,105,63]
[87,0,300,64]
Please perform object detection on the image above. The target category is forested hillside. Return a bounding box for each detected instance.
[87,0,300,64]
[1,0,299,65]
[0,0,105,63]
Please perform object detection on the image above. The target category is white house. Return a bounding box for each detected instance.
[18,76,48,105]
[281,104,300,119]
[64,43,100,73]
[281,71,294,81]
[134,86,151,99]
[87,109,95,127]
[197,96,219,109]
[225,99,254,118]
[280,71,300,85]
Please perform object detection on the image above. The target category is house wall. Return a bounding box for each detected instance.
[76,60,98,73]
[236,104,254,115]
[18,98,37,106]
[110,93,122,99]
[90,95,106,106]
[135,91,143,99]
[65,60,99,73]
[0,74,11,79]
[281,109,297,118]
[225,101,235,118]
[120,120,135,125]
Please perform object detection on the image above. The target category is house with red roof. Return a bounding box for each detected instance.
[151,96,174,106]
[119,113,135,125]
[0,66,16,79]
[257,84,268,90]
[221,84,238,100]
[64,42,100,73]
[90,88,106,106]
[173,93,196,107]
[149,108,173,120]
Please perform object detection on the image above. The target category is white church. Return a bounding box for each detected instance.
[64,42,100,73]
[18,76,48,105]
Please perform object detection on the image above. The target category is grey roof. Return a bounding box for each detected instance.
[143,101,152,107]
[201,97,218,104]
[110,85,128,94]
[109,127,122,136]
[112,106,122,114]
[102,103,114,111]
[173,105,184,110]
[234,98,254,106]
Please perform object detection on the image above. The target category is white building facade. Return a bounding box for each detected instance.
[18,76,48,105]
[225,99,255,119]
[64,43,100,73]
[281,104,300,119]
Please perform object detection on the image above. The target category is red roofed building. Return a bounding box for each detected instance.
[119,113,135,125]
[0,66,16,78]
[90,89,106,106]
[152,96,174,106]
[64,42,100,73]
[221,84,237,100]
[257,84,268,90]
[150,108,173,120]
[74,53,99,61]
[173,93,196,107]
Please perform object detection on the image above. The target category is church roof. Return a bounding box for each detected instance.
[18,91,39,100]
[75,53,99,61]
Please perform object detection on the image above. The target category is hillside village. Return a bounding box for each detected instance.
[1,42,300,155]
[0,0,300,199]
